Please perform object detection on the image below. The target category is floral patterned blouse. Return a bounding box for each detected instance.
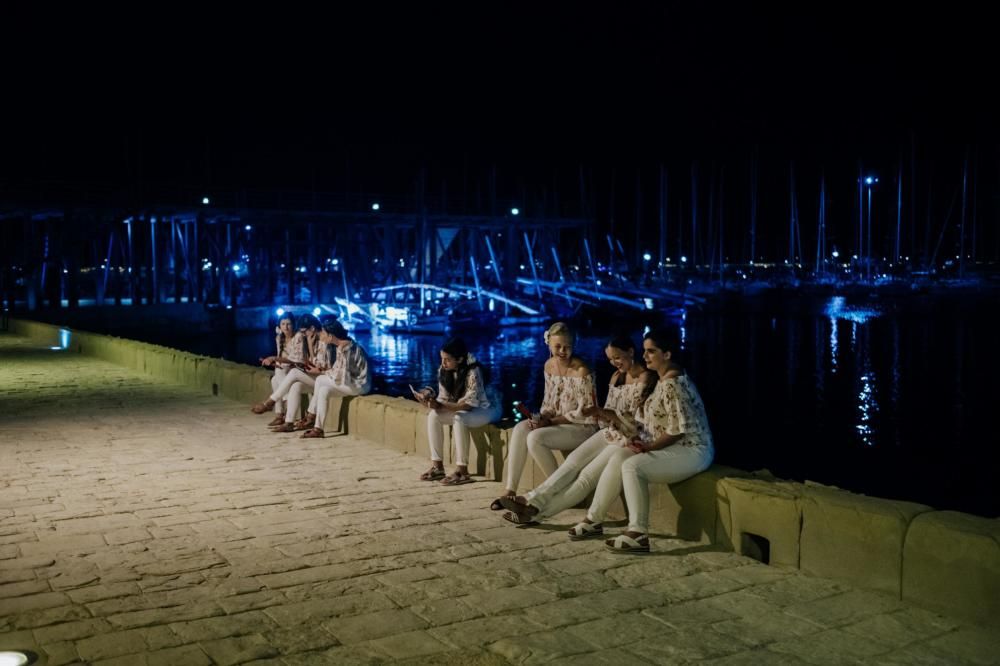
[438,363,491,410]
[324,340,372,394]
[278,331,306,367]
[311,343,332,371]
[631,374,713,449]
[540,373,598,426]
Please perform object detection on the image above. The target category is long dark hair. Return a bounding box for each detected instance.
[439,337,488,400]
[644,328,683,365]
[296,313,321,359]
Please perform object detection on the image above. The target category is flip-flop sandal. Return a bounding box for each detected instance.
[501,510,539,527]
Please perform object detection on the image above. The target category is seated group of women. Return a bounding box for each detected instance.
[414,321,715,555]
[251,316,714,555]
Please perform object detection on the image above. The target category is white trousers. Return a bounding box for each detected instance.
[308,375,362,431]
[269,369,317,423]
[524,429,637,522]
[504,420,596,493]
[269,368,288,414]
[427,405,501,467]
[623,444,714,533]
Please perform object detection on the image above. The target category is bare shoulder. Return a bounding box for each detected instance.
[664,368,684,379]
[543,357,558,373]
[570,358,592,378]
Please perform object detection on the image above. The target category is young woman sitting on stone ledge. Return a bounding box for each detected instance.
[489,322,599,511]
[297,318,372,439]
[253,312,307,423]
[268,316,334,432]
[606,328,714,554]
[417,337,502,485]
[497,334,656,532]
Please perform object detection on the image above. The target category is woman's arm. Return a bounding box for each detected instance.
[628,432,685,453]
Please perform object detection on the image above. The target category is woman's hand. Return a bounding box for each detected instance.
[260,356,276,368]
[627,438,647,454]
[530,415,552,430]
[427,397,442,410]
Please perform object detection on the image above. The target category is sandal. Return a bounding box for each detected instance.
[501,510,539,526]
[489,491,516,511]
[605,533,650,554]
[271,422,296,433]
[301,428,324,439]
[568,522,604,541]
[251,399,276,414]
[498,496,536,518]
[440,472,474,486]
[292,415,315,430]
[266,415,286,427]
[420,467,446,481]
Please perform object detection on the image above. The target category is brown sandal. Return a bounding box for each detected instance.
[267,415,286,427]
[301,427,324,439]
[251,399,276,414]
[271,422,296,433]
[293,414,315,430]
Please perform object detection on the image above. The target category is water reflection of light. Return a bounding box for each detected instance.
[829,318,839,374]
[856,370,877,446]
[824,296,882,324]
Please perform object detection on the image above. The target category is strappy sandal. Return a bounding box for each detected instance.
[271,422,296,433]
[498,496,535,515]
[568,522,604,541]
[605,533,650,554]
[301,427,324,439]
[251,399,276,414]
[267,415,286,427]
[292,415,315,430]
[489,491,515,511]
[501,510,539,526]
[420,467,446,481]
[440,471,474,486]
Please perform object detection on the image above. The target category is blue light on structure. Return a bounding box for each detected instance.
[372,203,380,211]
[331,258,340,266]
[680,256,688,263]
[511,207,519,216]
[643,253,652,262]
[832,250,840,258]
[245,225,252,231]
[202,197,210,205]
[313,307,321,316]
[231,263,242,272]
[275,308,285,317]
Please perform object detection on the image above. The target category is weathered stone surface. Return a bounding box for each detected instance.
[2,325,998,665]
[902,510,1000,627]
[719,477,803,569]
[799,482,932,595]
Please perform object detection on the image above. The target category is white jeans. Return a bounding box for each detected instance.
[269,369,317,423]
[505,420,597,493]
[623,444,714,533]
[269,368,288,414]
[427,405,501,467]
[525,429,637,522]
[308,375,362,431]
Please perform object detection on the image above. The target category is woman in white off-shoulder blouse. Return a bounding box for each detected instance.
[490,322,599,511]
[417,337,501,485]
[497,335,656,529]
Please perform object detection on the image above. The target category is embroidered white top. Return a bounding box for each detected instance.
[438,365,491,409]
[540,374,598,425]
[324,340,372,394]
[632,375,713,449]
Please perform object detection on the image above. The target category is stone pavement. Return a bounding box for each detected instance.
[1,332,998,665]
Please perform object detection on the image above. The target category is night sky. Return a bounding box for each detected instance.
[4,4,996,255]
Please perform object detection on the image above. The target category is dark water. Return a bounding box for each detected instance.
[157,293,1000,517]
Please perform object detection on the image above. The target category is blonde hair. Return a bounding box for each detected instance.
[543,321,574,346]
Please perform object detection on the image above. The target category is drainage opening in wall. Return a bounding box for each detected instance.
[212,383,219,396]
[741,532,771,565]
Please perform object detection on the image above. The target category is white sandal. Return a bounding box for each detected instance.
[568,522,604,541]
[605,533,650,554]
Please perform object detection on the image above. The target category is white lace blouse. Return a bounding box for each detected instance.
[324,340,372,394]
[633,375,713,449]
[540,374,598,425]
[438,365,491,410]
